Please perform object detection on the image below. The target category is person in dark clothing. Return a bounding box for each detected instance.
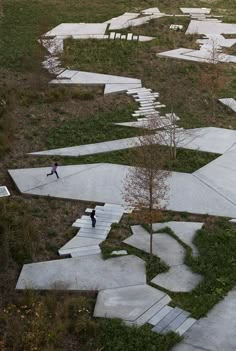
[90,209,96,227]
[47,163,59,179]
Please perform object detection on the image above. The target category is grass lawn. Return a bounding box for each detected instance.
[0,0,236,350]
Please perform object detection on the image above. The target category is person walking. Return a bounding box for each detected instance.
[47,162,59,179]
[90,209,96,228]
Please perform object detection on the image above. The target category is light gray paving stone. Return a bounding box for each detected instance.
[94,284,168,321]
[148,305,173,326]
[126,88,152,94]
[77,227,109,235]
[16,255,146,291]
[174,317,196,336]
[72,220,111,229]
[162,311,190,334]
[152,307,183,333]
[78,232,107,240]
[133,295,171,326]
[126,226,185,266]
[152,265,202,292]
[109,32,116,39]
[61,244,100,254]
[133,35,138,40]
[80,215,114,225]
[115,33,121,39]
[111,250,128,255]
[173,288,236,349]
[153,221,203,255]
[44,23,108,37]
[59,237,103,254]
[71,248,101,257]
[0,186,10,197]
[121,35,126,39]
[127,33,133,40]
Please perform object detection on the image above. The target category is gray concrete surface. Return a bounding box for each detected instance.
[94,284,168,321]
[153,221,203,255]
[16,255,146,291]
[152,265,202,292]
[172,288,236,351]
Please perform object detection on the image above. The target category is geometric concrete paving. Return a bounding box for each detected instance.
[172,288,236,351]
[151,265,202,292]
[16,255,146,291]
[94,284,169,322]
[194,148,236,207]
[125,226,202,292]
[124,226,185,267]
[153,221,203,256]
[59,203,125,257]
[9,163,236,217]
[30,127,236,157]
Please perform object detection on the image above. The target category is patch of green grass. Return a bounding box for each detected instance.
[46,106,142,148]
[39,146,219,173]
[96,319,181,351]
[169,219,236,318]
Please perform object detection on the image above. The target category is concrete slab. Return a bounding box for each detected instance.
[172,288,236,350]
[111,250,128,255]
[180,8,211,15]
[148,305,173,326]
[125,226,185,266]
[0,186,10,197]
[9,163,236,218]
[186,20,236,35]
[59,237,103,253]
[194,149,236,206]
[16,255,146,291]
[141,8,161,15]
[219,98,236,112]
[104,12,139,30]
[151,265,202,292]
[104,83,142,94]
[44,23,108,37]
[94,284,167,321]
[153,221,203,255]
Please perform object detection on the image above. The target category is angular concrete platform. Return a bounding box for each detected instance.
[151,265,202,292]
[94,284,169,322]
[153,221,203,255]
[173,288,236,351]
[16,255,146,291]
[9,163,236,217]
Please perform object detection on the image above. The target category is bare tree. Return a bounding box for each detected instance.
[123,118,170,256]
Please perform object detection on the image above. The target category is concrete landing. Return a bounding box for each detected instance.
[16,255,146,291]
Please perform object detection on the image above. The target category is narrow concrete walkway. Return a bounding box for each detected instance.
[172,288,236,351]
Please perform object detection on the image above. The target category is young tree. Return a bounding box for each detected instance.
[123,118,170,256]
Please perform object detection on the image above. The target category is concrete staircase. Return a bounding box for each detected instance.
[58,203,127,257]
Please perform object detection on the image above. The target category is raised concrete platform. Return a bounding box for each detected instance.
[94,284,169,322]
[152,265,202,292]
[153,221,203,255]
[173,288,236,351]
[16,255,146,291]
[9,163,236,217]
[125,226,185,267]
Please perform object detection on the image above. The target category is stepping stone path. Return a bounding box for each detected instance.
[94,284,197,335]
[219,98,236,113]
[108,31,154,42]
[124,224,203,292]
[59,203,127,257]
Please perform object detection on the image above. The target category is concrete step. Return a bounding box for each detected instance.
[77,231,108,239]
[71,248,101,257]
[162,311,190,334]
[132,295,171,326]
[127,88,152,95]
[80,215,114,225]
[59,245,101,256]
[175,317,197,336]
[148,305,173,326]
[72,220,111,229]
[152,307,183,333]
